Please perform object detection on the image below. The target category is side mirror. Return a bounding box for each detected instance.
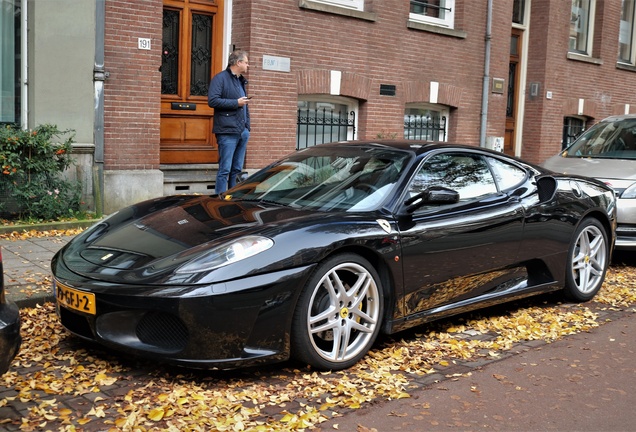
[404,186,460,213]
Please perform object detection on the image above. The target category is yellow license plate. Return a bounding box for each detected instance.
[56,281,96,315]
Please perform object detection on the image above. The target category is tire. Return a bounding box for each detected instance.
[291,253,384,370]
[564,218,609,302]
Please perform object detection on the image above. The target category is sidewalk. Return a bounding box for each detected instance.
[1,234,72,307]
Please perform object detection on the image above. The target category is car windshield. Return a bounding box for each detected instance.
[226,145,412,211]
[564,117,636,160]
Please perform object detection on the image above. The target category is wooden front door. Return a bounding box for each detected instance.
[160,0,224,164]
[504,28,522,156]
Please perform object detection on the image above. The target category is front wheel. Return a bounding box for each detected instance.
[291,254,384,370]
[564,218,609,302]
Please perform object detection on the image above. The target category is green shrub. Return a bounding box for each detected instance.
[0,124,83,221]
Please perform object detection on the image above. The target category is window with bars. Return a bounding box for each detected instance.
[409,0,454,28]
[404,106,448,142]
[161,7,213,97]
[563,116,587,149]
[297,100,357,150]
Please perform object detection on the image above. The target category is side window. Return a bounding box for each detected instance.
[486,157,527,191]
[408,153,498,202]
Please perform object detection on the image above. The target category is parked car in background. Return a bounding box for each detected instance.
[52,141,616,371]
[0,247,21,374]
[543,114,636,249]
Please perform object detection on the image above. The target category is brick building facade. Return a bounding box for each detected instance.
[3,0,636,213]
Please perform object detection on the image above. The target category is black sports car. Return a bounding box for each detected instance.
[0,247,21,375]
[52,141,616,371]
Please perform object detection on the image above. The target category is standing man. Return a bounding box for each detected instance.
[208,50,251,194]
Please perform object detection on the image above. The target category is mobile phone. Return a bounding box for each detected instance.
[247,96,254,99]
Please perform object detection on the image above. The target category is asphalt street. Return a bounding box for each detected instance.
[318,311,636,431]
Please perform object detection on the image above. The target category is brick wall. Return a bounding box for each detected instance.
[99,0,636,175]
[237,0,513,169]
[104,0,163,171]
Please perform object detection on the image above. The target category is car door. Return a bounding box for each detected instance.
[396,151,527,320]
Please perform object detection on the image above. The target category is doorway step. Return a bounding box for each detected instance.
[161,164,218,196]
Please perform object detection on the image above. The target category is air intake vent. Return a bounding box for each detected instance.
[136,311,188,353]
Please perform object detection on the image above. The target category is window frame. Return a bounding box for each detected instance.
[562,116,587,150]
[409,0,455,29]
[310,0,364,11]
[569,0,596,56]
[0,0,21,125]
[619,0,636,64]
[404,103,449,142]
[297,96,359,150]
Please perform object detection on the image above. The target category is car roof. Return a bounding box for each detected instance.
[597,114,636,123]
[317,140,498,157]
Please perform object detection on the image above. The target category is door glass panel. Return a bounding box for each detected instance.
[410,153,497,203]
[507,62,517,117]
[190,13,212,96]
[161,9,180,95]
[510,34,519,55]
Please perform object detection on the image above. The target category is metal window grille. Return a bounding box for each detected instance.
[404,115,447,141]
[410,0,452,17]
[296,108,356,150]
[562,118,586,149]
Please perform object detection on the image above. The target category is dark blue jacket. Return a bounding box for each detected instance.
[207,68,251,134]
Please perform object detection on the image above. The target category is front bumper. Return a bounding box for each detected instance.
[615,224,636,249]
[53,263,314,369]
[616,197,636,249]
[0,300,21,374]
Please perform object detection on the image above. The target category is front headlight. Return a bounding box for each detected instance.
[175,235,274,274]
[621,183,636,199]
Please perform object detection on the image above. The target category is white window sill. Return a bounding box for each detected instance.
[299,0,377,22]
[616,61,636,72]
[567,52,603,65]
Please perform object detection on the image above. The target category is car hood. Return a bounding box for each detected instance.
[55,195,381,286]
[543,154,636,182]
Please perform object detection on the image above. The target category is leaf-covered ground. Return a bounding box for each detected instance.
[1,247,635,431]
[0,228,86,241]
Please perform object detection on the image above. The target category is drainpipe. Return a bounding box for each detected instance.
[479,0,493,148]
[93,0,106,217]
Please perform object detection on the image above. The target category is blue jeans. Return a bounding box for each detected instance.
[215,128,250,194]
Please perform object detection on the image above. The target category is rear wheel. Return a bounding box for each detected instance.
[564,218,609,301]
[291,254,384,370]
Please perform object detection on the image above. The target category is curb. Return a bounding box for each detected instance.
[0,218,101,235]
[15,295,56,309]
